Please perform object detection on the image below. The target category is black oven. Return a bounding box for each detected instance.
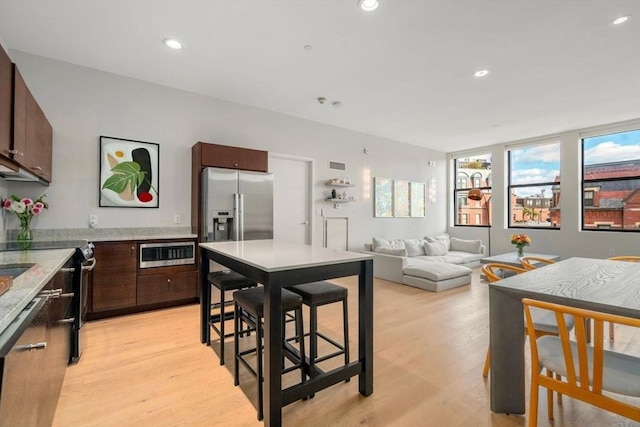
[69,243,95,363]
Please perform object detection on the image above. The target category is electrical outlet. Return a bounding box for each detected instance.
[89,214,98,228]
[174,214,181,224]
[609,249,616,256]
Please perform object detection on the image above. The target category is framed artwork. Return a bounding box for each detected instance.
[394,180,410,217]
[374,177,393,217]
[410,181,426,217]
[99,136,160,207]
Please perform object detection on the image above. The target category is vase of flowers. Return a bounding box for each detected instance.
[2,194,48,250]
[510,233,531,258]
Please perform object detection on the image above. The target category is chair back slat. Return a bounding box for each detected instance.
[573,314,591,391]
[555,310,578,386]
[591,319,605,394]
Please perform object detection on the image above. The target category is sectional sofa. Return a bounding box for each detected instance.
[363,233,485,292]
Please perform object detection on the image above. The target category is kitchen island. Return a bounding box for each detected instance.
[199,239,374,427]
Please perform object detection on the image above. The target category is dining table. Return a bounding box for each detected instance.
[199,239,374,427]
[488,257,640,414]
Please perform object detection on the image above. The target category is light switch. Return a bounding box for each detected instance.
[89,214,98,228]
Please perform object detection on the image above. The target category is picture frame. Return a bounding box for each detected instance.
[410,181,426,217]
[393,180,410,217]
[99,136,160,208]
[374,177,393,217]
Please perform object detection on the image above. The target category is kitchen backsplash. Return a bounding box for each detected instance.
[3,227,194,242]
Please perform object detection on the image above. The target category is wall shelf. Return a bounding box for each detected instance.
[325,181,354,187]
[325,198,355,202]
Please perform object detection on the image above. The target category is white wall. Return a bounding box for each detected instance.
[448,120,640,259]
[1,51,447,249]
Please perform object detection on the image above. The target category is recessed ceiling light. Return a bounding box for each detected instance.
[304,44,313,51]
[358,0,379,12]
[612,15,630,25]
[474,70,489,77]
[163,38,183,50]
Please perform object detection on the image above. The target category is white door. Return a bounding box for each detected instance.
[269,154,312,244]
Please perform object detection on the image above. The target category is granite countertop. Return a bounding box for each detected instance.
[0,248,75,334]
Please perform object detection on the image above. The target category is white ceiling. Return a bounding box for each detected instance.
[1,0,639,152]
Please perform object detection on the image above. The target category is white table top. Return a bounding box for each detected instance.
[200,240,373,273]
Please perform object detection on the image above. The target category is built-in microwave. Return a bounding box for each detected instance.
[139,241,196,268]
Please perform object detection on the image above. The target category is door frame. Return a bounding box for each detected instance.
[268,152,314,245]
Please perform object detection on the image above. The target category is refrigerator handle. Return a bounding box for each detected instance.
[239,193,245,241]
[233,193,240,241]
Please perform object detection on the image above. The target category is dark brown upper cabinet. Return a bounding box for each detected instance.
[0,44,13,170]
[13,66,53,182]
[0,41,53,184]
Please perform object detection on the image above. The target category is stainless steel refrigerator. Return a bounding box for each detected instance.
[201,167,273,243]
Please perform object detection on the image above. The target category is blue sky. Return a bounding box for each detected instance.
[509,129,638,197]
[583,129,640,164]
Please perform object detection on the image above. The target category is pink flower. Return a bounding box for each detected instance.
[21,198,34,206]
[33,202,44,210]
[31,206,42,216]
[2,199,11,209]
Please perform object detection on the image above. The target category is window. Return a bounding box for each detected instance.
[584,190,594,207]
[582,129,640,232]
[472,173,482,188]
[457,173,468,189]
[508,141,560,229]
[453,154,492,226]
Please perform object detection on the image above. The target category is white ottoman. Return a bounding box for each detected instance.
[402,261,472,292]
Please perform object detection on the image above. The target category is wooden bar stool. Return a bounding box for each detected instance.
[233,287,306,421]
[286,281,349,374]
[208,271,257,365]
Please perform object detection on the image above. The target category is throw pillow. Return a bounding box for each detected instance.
[450,237,482,254]
[424,233,450,250]
[403,239,426,257]
[423,240,449,256]
[374,247,408,257]
[372,237,406,251]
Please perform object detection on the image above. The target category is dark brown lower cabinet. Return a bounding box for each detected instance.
[0,260,73,427]
[137,270,197,305]
[90,241,137,313]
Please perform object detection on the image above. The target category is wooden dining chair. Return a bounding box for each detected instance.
[606,256,640,341]
[520,256,557,271]
[522,298,640,426]
[480,263,572,380]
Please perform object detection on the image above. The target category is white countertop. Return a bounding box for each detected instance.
[200,240,373,272]
[0,248,75,333]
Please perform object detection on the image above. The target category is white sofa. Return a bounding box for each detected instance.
[363,234,485,292]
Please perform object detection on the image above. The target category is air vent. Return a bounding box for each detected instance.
[329,161,346,171]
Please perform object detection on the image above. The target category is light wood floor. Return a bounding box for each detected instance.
[53,268,640,426]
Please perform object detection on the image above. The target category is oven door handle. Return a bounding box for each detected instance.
[82,257,96,271]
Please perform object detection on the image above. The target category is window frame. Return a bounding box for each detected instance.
[507,140,561,230]
[453,154,492,227]
[581,128,640,233]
